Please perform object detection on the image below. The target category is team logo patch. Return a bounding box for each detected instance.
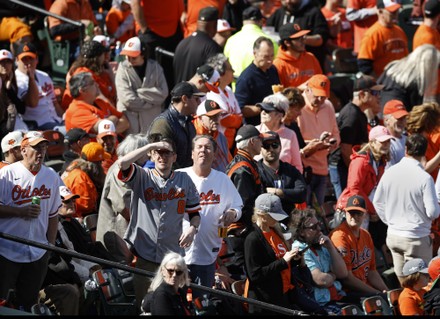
[352,198,360,206]
[293,24,301,31]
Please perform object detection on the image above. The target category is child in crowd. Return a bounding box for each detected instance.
[399,258,431,315]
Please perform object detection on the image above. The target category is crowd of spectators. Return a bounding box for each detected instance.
[2,0,440,316]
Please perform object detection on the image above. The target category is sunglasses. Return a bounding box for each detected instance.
[304,223,320,230]
[166,268,183,276]
[368,90,381,97]
[262,142,280,150]
[154,149,174,157]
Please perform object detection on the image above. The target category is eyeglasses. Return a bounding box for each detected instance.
[262,142,280,150]
[304,223,320,230]
[153,149,174,157]
[165,268,183,276]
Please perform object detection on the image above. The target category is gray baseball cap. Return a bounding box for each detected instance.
[255,193,288,221]
[402,258,429,276]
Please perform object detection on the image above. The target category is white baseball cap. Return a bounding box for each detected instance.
[98,119,117,139]
[21,131,48,147]
[0,49,13,61]
[217,19,235,33]
[93,35,111,49]
[1,131,24,153]
[59,185,80,201]
[120,37,141,57]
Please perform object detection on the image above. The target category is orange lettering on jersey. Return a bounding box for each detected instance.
[12,184,52,205]
[144,187,186,201]
[177,200,185,214]
[199,190,220,205]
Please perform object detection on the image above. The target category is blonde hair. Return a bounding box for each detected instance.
[148,251,190,292]
[382,44,440,97]
[252,207,291,250]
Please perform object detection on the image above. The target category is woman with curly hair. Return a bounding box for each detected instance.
[378,44,440,112]
[61,40,117,110]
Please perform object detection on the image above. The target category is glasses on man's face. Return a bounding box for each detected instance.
[166,268,183,276]
[304,223,320,231]
[262,142,280,150]
[368,90,381,97]
[153,149,174,157]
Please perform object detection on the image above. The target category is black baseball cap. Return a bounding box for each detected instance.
[64,128,92,144]
[16,42,37,60]
[345,194,367,214]
[171,82,206,98]
[424,0,440,17]
[261,131,281,142]
[278,23,310,41]
[235,125,262,143]
[242,6,263,21]
[353,75,384,91]
[198,6,219,21]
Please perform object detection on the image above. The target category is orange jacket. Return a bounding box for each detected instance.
[62,166,98,218]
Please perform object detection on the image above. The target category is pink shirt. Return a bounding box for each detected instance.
[297,94,340,175]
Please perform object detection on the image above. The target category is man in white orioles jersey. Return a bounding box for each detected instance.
[0,131,62,311]
[117,134,201,310]
[177,135,243,299]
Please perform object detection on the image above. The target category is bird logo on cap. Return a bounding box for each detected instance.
[352,198,360,205]
[128,42,134,48]
[8,139,15,146]
[210,101,218,109]
[104,123,111,130]
[2,51,8,57]
[293,24,301,31]
[23,45,30,52]
[320,81,327,88]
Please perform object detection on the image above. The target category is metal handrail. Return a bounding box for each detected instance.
[0,231,307,316]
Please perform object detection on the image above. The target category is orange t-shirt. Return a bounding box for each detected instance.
[137,0,185,37]
[48,0,97,41]
[398,287,427,315]
[347,0,377,53]
[358,22,408,77]
[321,7,354,49]
[183,0,227,37]
[105,7,136,43]
[65,98,123,134]
[413,24,440,94]
[330,221,377,290]
[273,49,322,88]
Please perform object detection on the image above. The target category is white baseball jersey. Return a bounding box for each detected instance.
[15,69,63,126]
[0,161,62,262]
[177,167,243,265]
[120,164,201,263]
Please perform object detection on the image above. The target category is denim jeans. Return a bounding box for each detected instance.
[306,174,328,207]
[329,165,342,200]
[188,262,216,300]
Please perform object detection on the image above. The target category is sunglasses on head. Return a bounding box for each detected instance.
[262,142,280,150]
[166,268,183,276]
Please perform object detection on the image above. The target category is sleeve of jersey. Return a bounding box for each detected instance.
[117,164,136,183]
[185,179,201,216]
[330,230,352,271]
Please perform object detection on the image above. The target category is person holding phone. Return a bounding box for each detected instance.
[244,193,327,315]
[290,208,363,313]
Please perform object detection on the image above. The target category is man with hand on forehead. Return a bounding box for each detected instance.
[117,134,201,311]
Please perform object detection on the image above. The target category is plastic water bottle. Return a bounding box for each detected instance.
[114,41,122,62]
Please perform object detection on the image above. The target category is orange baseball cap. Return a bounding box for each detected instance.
[383,100,409,119]
[307,74,330,97]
